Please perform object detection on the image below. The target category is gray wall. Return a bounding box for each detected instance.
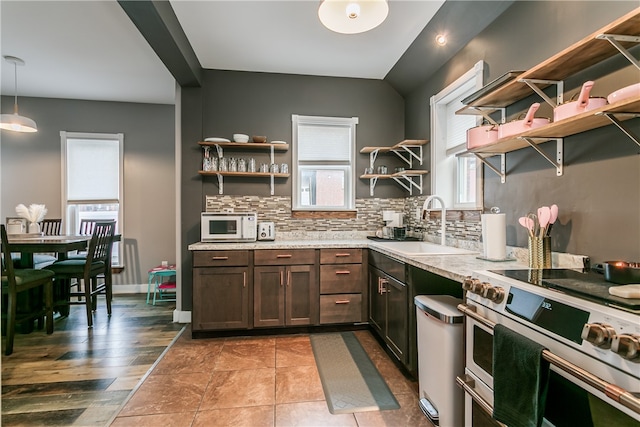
[179,70,406,310]
[404,1,640,263]
[0,96,176,285]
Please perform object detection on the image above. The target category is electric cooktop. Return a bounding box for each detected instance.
[489,268,640,312]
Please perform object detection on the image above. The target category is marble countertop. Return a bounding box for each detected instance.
[188,238,530,283]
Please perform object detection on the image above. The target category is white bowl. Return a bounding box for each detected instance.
[233,133,249,143]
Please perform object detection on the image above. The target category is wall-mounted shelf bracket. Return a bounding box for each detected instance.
[368,176,379,196]
[455,106,504,125]
[217,173,224,195]
[520,137,563,176]
[595,34,640,70]
[368,149,380,169]
[472,153,506,183]
[391,144,423,167]
[517,78,564,108]
[391,175,423,195]
[599,112,640,147]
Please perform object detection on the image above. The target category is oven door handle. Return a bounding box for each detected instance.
[458,303,640,416]
[456,375,507,427]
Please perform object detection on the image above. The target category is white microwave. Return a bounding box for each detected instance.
[201,212,257,242]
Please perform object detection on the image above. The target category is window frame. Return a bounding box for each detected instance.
[291,114,358,211]
[430,60,485,210]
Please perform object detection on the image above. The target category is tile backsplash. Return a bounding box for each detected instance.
[205,195,482,241]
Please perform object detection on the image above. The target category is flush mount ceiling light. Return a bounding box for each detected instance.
[435,34,447,46]
[0,55,37,133]
[318,0,389,34]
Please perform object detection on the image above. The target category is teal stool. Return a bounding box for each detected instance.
[147,265,176,305]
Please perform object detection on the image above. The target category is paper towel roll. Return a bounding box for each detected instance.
[481,214,506,260]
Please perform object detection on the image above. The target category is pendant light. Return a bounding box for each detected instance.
[0,55,38,133]
[318,0,389,34]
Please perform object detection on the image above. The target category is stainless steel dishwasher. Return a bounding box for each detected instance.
[415,294,464,427]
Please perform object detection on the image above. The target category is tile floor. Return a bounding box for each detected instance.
[111,328,435,427]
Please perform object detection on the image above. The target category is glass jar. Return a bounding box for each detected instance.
[229,157,238,172]
[238,158,247,172]
[248,158,256,173]
[219,157,228,172]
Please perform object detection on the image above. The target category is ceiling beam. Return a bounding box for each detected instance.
[118,0,202,87]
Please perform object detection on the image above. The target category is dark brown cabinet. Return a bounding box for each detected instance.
[254,250,318,328]
[319,248,365,324]
[192,251,251,332]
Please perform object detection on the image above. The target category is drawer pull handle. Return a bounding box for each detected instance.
[276,254,293,258]
[335,270,351,275]
[335,253,351,257]
[212,256,229,260]
[335,300,350,304]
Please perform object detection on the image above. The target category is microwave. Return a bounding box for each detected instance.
[201,212,257,242]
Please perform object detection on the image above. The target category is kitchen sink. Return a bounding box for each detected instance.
[369,240,478,257]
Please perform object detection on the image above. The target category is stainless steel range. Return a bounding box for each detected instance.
[457,268,640,426]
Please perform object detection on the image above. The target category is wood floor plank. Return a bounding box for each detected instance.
[1,294,183,427]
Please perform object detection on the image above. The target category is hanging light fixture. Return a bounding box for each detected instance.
[0,55,38,133]
[318,0,389,34]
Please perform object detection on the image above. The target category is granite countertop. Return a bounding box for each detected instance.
[188,238,530,283]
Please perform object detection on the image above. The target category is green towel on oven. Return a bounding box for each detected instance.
[492,324,550,427]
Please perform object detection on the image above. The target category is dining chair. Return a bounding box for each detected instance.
[46,222,115,327]
[40,218,62,236]
[1,225,54,355]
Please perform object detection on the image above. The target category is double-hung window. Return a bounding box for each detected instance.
[61,131,123,265]
[430,60,485,209]
[292,115,357,211]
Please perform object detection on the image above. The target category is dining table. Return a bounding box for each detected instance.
[7,233,120,325]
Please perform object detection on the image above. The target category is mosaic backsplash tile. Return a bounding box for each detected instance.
[205,195,482,242]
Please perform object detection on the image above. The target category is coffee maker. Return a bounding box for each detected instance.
[382,211,403,239]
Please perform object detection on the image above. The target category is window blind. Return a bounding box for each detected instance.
[298,124,352,162]
[67,138,120,200]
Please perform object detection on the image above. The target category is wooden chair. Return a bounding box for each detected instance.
[78,219,110,236]
[40,219,62,236]
[47,222,115,327]
[1,225,54,355]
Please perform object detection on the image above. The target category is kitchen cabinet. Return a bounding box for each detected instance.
[192,250,251,331]
[359,139,429,196]
[319,248,366,324]
[368,250,463,378]
[253,249,318,327]
[198,141,289,195]
[458,8,640,182]
[368,252,408,365]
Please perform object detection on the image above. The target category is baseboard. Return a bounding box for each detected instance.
[173,309,191,323]
[112,284,148,294]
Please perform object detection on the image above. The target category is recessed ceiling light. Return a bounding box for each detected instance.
[435,34,447,46]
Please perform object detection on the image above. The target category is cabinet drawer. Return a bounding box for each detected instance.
[320,248,363,264]
[320,294,362,324]
[320,264,362,294]
[193,250,249,267]
[254,249,316,265]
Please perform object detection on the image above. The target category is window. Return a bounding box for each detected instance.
[430,60,485,209]
[61,132,123,265]
[292,115,357,211]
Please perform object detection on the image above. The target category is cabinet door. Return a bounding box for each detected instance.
[254,266,285,327]
[368,267,385,335]
[286,264,319,326]
[193,267,249,331]
[385,274,408,364]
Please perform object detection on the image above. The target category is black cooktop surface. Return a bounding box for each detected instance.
[489,269,640,312]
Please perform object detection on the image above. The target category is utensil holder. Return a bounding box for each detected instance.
[528,236,551,269]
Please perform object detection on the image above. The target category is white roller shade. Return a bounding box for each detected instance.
[298,124,352,161]
[67,138,120,200]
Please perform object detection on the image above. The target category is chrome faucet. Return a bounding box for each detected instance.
[421,195,446,246]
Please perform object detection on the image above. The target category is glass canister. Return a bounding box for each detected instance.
[259,163,269,173]
[238,158,247,172]
[270,163,280,174]
[219,157,228,172]
[229,157,237,172]
[248,158,256,173]
[280,163,289,174]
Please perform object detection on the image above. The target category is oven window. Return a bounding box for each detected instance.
[544,371,638,427]
[210,220,237,235]
[472,325,493,376]
[472,400,501,427]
